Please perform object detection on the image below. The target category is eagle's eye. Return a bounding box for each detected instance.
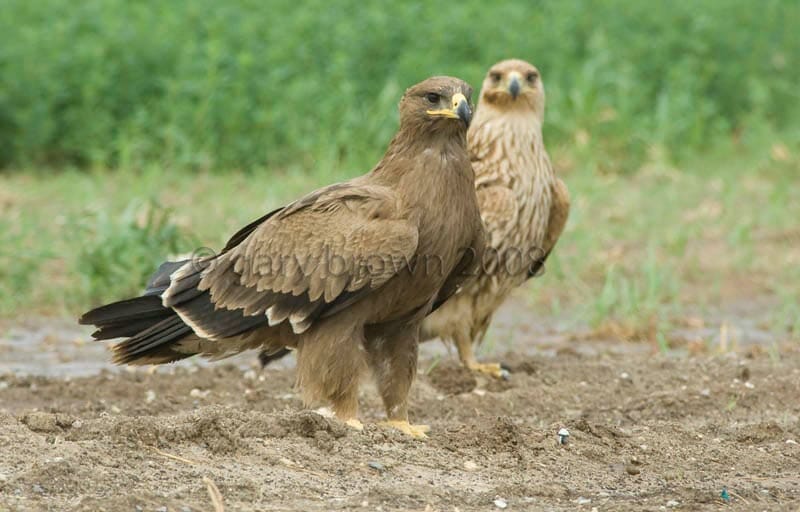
[425,92,441,104]
[490,72,502,82]
[526,72,538,82]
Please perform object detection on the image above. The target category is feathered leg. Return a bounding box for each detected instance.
[295,320,366,430]
[454,320,507,379]
[365,324,428,438]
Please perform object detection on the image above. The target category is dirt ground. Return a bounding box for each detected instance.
[1,299,799,511]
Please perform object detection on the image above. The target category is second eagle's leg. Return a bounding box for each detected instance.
[453,325,510,380]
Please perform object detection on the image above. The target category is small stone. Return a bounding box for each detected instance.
[786,439,798,445]
[189,388,210,398]
[110,405,121,414]
[558,427,570,445]
[145,390,156,403]
[367,461,385,472]
[744,382,755,389]
[32,484,45,494]
[463,460,478,471]
[243,369,257,380]
[625,464,641,475]
[0,381,8,390]
[575,497,591,505]
[155,507,167,512]
[666,500,679,507]
[493,497,508,509]
[473,389,486,396]
[739,366,750,381]
[700,388,711,397]
[620,372,630,380]
[71,420,83,429]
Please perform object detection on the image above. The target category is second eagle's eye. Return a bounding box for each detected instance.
[490,72,502,82]
[425,92,441,104]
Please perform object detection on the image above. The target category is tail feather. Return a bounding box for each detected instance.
[90,316,170,341]
[80,261,197,365]
[145,260,189,295]
[112,316,192,364]
[80,257,271,366]
[79,295,165,326]
[258,347,292,367]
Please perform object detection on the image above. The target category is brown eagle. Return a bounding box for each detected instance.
[420,59,570,378]
[258,60,571,379]
[80,76,484,438]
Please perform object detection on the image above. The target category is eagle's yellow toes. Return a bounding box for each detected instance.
[380,420,430,439]
[468,362,510,380]
[344,418,364,431]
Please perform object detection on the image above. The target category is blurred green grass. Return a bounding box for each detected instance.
[1,132,798,342]
[0,0,798,173]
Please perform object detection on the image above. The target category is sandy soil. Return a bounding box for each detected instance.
[1,300,799,511]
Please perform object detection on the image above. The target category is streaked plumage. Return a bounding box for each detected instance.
[421,59,570,377]
[80,76,484,437]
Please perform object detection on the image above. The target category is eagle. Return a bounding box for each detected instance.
[79,76,484,438]
[420,59,570,378]
[257,60,571,379]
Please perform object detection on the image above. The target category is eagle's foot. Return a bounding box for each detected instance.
[467,362,511,380]
[344,418,364,431]
[379,420,430,439]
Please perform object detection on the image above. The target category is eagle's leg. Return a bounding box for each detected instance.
[332,395,363,431]
[295,330,366,431]
[366,327,429,439]
[454,327,509,380]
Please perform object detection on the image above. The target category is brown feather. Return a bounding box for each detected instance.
[421,60,570,372]
[80,76,484,428]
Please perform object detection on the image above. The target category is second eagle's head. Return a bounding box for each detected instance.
[478,59,544,119]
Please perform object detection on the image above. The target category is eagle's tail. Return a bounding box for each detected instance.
[79,260,196,365]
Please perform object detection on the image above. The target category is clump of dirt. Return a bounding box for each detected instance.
[426,362,477,395]
[2,349,800,511]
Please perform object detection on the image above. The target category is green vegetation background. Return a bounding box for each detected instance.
[1,0,797,173]
[1,0,798,344]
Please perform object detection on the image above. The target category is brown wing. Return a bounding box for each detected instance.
[429,228,486,313]
[474,185,519,274]
[163,182,419,337]
[528,177,570,278]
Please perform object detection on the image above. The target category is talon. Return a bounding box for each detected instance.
[379,420,430,439]
[344,418,364,431]
[467,362,510,380]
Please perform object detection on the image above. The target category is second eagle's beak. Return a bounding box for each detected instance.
[427,93,472,127]
[508,74,521,99]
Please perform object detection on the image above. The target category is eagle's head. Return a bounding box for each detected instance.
[399,76,474,135]
[478,59,544,119]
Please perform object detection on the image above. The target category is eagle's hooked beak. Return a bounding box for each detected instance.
[508,72,522,99]
[427,93,472,127]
